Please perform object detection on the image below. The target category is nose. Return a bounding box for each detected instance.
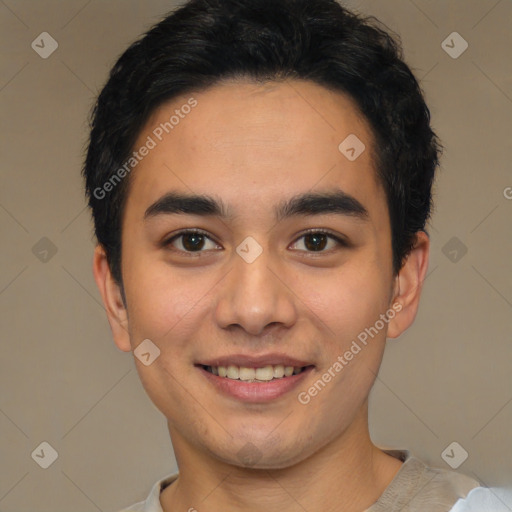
[214,242,298,337]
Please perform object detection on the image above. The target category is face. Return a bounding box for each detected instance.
[108,79,404,469]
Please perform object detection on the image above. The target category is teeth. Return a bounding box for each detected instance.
[239,367,255,380]
[255,365,274,381]
[205,364,305,381]
[227,365,239,379]
[273,365,285,378]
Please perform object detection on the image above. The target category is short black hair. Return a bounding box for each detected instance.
[83,0,441,287]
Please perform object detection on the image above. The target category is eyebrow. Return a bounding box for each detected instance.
[143,189,369,222]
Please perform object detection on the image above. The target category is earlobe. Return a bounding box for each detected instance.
[387,231,430,339]
[92,245,132,352]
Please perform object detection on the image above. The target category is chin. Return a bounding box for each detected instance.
[210,434,314,471]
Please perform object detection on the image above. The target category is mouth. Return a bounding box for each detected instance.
[200,364,312,382]
[195,359,315,402]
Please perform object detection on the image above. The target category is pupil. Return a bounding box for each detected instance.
[183,233,205,251]
[304,233,327,251]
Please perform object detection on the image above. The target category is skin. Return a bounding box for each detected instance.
[93,79,430,512]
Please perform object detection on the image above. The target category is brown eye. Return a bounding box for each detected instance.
[164,230,220,253]
[303,232,328,251]
[181,232,206,251]
[290,230,346,253]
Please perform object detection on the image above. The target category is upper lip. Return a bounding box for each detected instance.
[197,353,314,368]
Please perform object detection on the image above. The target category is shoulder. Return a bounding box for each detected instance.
[368,449,480,511]
[116,473,179,512]
[117,502,146,512]
[449,486,512,511]
[412,455,481,497]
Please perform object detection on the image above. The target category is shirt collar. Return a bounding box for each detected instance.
[141,472,179,511]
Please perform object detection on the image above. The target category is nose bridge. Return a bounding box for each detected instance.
[214,240,297,335]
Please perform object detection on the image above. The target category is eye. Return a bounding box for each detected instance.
[290,230,347,253]
[162,228,347,255]
[163,229,221,253]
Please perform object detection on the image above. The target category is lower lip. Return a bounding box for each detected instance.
[197,365,314,403]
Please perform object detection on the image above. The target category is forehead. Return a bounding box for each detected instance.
[124,79,385,223]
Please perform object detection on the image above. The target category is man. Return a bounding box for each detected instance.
[83,0,501,510]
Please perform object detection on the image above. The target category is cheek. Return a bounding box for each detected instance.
[298,260,390,344]
[124,258,214,342]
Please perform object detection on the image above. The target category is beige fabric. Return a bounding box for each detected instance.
[365,450,480,511]
[118,449,480,512]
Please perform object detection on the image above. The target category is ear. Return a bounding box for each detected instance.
[92,244,132,352]
[387,230,430,339]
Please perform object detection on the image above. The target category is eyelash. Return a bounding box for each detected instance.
[162,228,348,255]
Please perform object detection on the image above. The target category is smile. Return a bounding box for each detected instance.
[197,363,315,402]
[202,364,308,382]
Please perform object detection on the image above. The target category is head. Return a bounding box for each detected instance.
[85,0,439,469]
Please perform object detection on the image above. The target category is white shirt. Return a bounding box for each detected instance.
[451,486,512,511]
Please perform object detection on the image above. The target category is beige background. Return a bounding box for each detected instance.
[0,0,511,510]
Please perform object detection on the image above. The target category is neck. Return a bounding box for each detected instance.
[160,403,402,512]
